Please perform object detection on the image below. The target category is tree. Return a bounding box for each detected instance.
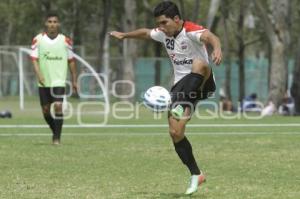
[290,1,300,115]
[191,0,201,22]
[291,40,300,115]
[98,0,112,72]
[120,0,137,102]
[142,0,163,85]
[206,0,221,29]
[220,0,231,100]
[221,0,254,102]
[237,0,246,103]
[255,0,291,108]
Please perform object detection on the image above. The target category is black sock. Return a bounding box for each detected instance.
[174,137,201,175]
[53,113,63,140]
[43,113,55,133]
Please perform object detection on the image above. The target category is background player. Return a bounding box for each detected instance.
[31,12,77,145]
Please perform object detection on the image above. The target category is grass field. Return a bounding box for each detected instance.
[0,97,300,199]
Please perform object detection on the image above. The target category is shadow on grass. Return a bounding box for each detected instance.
[33,142,52,146]
[134,191,206,199]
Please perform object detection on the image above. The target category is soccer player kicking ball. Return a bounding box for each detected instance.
[31,13,77,145]
[110,1,222,195]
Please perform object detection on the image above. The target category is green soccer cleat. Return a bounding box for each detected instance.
[171,104,184,118]
[184,172,206,195]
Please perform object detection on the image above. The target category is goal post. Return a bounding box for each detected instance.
[18,47,110,114]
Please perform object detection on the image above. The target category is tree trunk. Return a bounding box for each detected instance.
[220,0,231,100]
[268,40,287,107]
[178,0,185,19]
[268,0,290,107]
[3,0,14,45]
[191,0,201,22]
[206,0,221,29]
[143,0,162,85]
[71,0,82,45]
[255,0,290,108]
[237,0,245,103]
[121,0,137,102]
[142,0,153,56]
[98,0,112,72]
[291,40,300,115]
[41,0,52,13]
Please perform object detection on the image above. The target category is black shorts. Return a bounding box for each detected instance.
[39,87,65,106]
[170,70,216,109]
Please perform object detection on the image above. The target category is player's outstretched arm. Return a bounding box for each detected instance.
[200,30,222,65]
[109,28,152,40]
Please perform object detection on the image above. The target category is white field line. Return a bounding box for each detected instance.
[0,123,300,128]
[0,123,300,129]
[0,132,300,137]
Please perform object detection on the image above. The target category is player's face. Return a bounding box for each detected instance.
[45,16,60,34]
[155,15,180,37]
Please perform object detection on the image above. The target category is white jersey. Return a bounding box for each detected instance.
[150,21,209,84]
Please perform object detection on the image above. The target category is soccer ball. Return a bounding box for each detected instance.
[143,86,171,112]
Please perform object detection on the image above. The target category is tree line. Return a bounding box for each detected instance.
[0,0,299,114]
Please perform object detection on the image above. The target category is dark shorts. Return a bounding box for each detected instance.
[39,87,65,106]
[170,70,216,110]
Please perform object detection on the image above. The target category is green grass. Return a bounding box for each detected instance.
[0,97,300,198]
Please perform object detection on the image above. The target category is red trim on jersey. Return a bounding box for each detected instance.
[31,38,37,45]
[184,21,206,32]
[30,56,38,61]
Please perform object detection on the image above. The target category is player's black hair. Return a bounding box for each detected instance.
[153,1,181,19]
[46,12,59,20]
